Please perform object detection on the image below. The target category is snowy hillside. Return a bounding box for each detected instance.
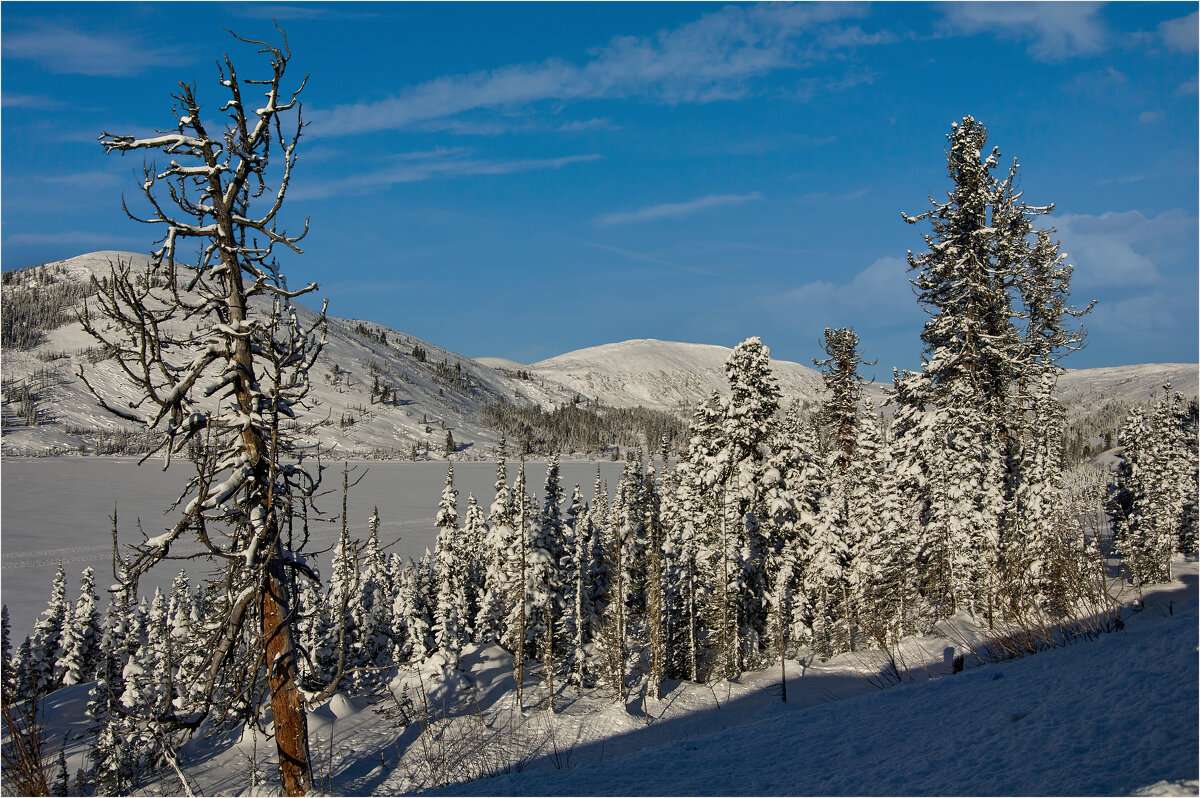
[1058,363,1199,411]
[2,252,1195,457]
[499,338,1194,418]
[0,252,582,458]
[521,338,868,414]
[31,559,1198,796]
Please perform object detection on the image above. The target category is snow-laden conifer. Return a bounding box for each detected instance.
[0,606,11,704]
[30,564,69,694]
[460,494,489,641]
[433,465,466,668]
[58,567,102,687]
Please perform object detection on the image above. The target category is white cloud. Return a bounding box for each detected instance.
[1158,11,1198,52]
[227,4,379,21]
[1086,292,1177,339]
[293,150,601,200]
[1177,75,1199,96]
[1073,66,1129,91]
[597,193,762,226]
[760,256,922,331]
[1138,110,1164,124]
[4,24,185,77]
[1054,209,1195,290]
[3,230,145,249]
[796,187,870,202]
[577,240,679,268]
[40,170,123,189]
[557,118,620,133]
[307,4,884,137]
[940,2,1107,60]
[1,93,63,110]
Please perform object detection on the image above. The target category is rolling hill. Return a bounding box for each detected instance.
[1,251,1194,457]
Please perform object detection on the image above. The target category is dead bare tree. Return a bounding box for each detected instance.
[79,28,324,797]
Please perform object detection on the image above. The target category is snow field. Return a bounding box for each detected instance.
[432,562,1198,797]
[1,459,627,641]
[23,561,1196,796]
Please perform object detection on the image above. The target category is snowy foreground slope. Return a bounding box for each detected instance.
[431,565,1199,797]
[35,560,1198,796]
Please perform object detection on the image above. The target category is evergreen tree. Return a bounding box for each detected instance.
[12,636,35,704]
[1111,389,1199,584]
[813,327,873,468]
[1,606,12,704]
[563,485,595,686]
[433,465,465,667]
[901,116,1054,623]
[475,437,515,643]
[356,507,394,684]
[539,454,568,652]
[460,494,489,641]
[644,456,669,699]
[718,338,780,674]
[59,567,102,687]
[30,563,69,694]
[505,461,532,707]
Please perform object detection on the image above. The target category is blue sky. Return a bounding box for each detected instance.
[3,2,1196,376]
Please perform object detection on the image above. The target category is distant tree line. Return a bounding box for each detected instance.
[482,398,687,457]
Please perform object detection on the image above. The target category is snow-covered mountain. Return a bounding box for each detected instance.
[498,339,1194,419]
[2,252,1195,457]
[1057,363,1198,409]
[0,252,581,458]
[521,338,837,414]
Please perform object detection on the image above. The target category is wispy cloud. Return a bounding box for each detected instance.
[557,118,620,133]
[293,150,601,200]
[1094,174,1150,187]
[1074,66,1128,90]
[4,24,186,77]
[3,230,145,249]
[1055,209,1196,290]
[796,187,870,202]
[1,93,64,110]
[1138,110,1164,124]
[1158,11,1198,52]
[576,240,679,268]
[40,170,123,189]
[939,2,1107,61]
[415,115,620,136]
[597,193,762,226]
[758,255,922,332]
[225,4,380,21]
[307,4,884,137]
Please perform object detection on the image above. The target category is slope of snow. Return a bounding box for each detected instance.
[473,356,528,371]
[3,253,1195,457]
[444,568,1197,796]
[528,338,840,414]
[30,559,1198,796]
[1058,364,1198,409]
[0,252,582,458]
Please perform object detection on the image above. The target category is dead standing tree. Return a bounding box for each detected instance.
[79,29,323,796]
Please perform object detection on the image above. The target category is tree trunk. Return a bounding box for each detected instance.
[224,246,312,796]
[261,537,313,796]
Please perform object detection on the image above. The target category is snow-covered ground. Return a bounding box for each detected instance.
[30,559,1198,796]
[1,458,626,641]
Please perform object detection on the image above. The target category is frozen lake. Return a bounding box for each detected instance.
[1,457,626,641]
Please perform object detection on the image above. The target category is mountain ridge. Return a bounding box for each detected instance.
[2,252,1195,456]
